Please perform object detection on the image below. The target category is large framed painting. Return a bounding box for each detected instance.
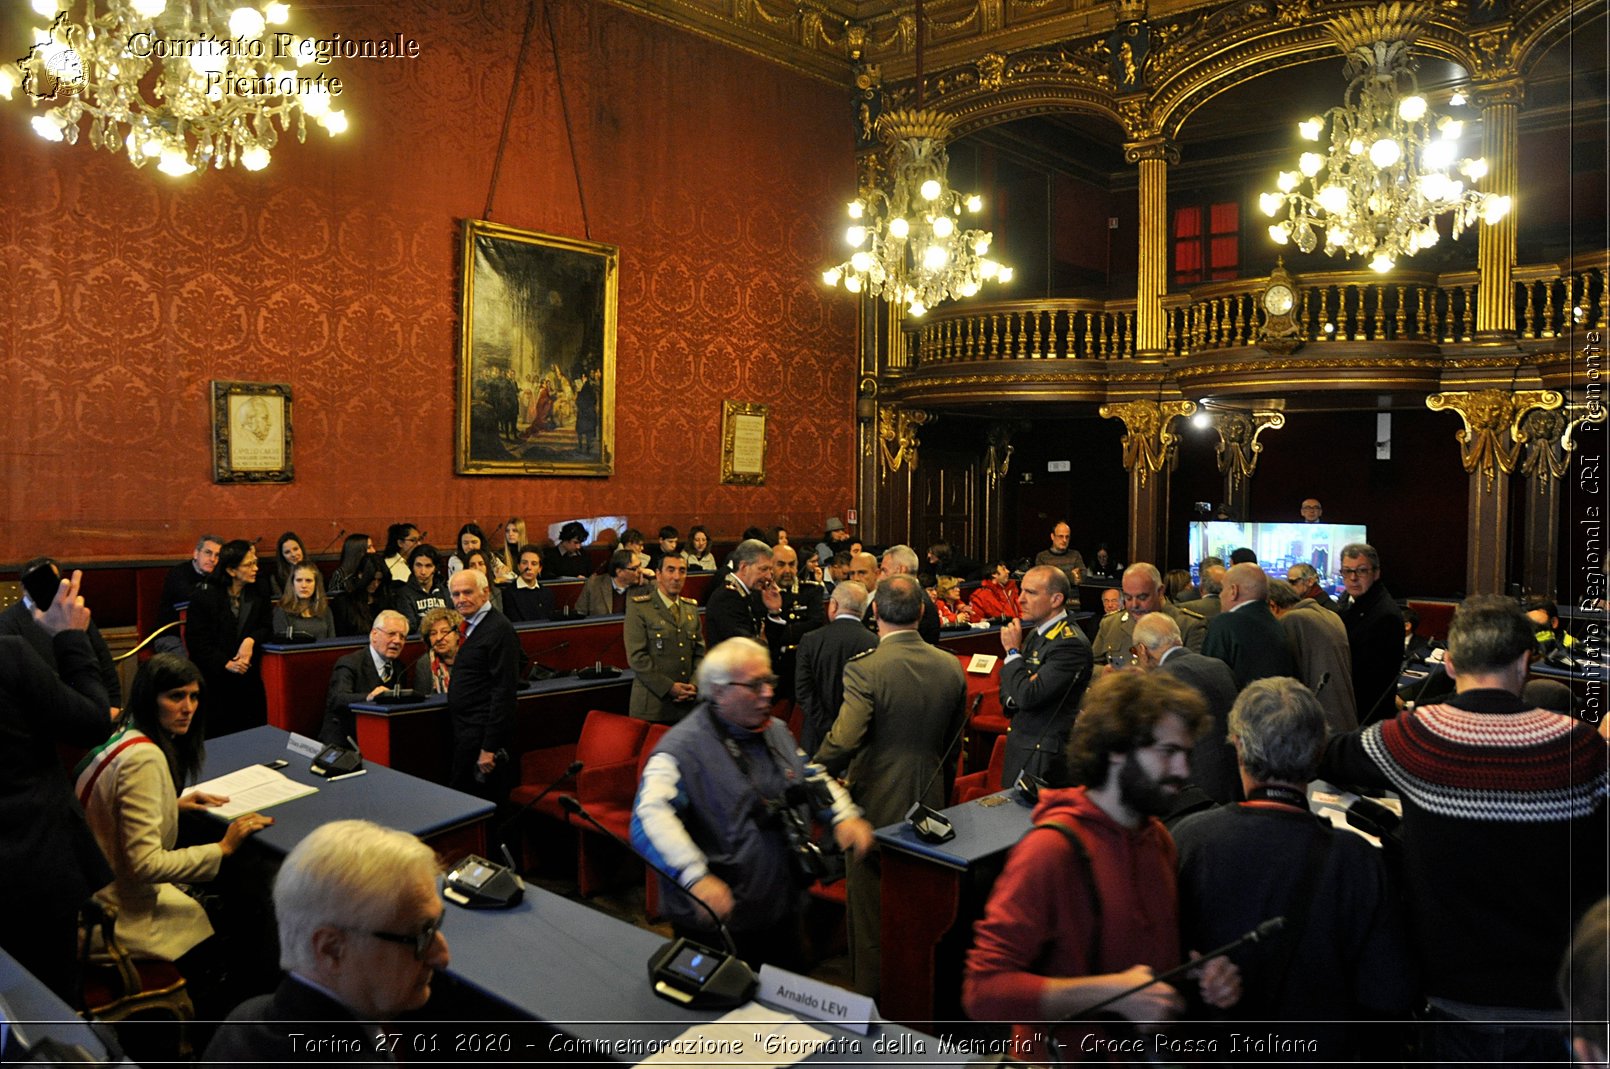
[456,219,619,476]
[212,380,292,483]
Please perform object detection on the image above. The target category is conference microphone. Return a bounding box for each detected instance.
[577,630,625,680]
[1064,916,1287,1023]
[319,528,348,554]
[905,690,977,844]
[559,795,757,1009]
[526,639,572,682]
[493,759,583,860]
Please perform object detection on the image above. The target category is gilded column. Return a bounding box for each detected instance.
[1099,399,1195,565]
[1474,79,1522,337]
[1426,388,1561,593]
[1125,139,1179,356]
[1207,408,1286,521]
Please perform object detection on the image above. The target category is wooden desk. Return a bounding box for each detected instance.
[874,791,1032,1032]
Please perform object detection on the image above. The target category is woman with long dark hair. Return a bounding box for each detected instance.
[269,531,308,600]
[184,539,271,736]
[685,525,716,572]
[448,522,491,578]
[328,533,382,636]
[271,562,335,641]
[74,654,269,964]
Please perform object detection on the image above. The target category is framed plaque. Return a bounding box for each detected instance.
[212,380,292,483]
[720,401,769,486]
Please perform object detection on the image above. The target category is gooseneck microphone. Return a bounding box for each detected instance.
[494,759,583,861]
[904,690,977,843]
[1066,916,1287,1022]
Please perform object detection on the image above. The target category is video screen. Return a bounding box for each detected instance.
[1186,522,1367,596]
[545,515,629,546]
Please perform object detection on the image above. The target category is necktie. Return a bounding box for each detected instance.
[380,661,394,685]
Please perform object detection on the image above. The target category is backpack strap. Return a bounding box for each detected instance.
[1033,820,1102,966]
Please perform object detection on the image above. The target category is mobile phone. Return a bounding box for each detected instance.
[261,759,289,770]
[20,563,62,611]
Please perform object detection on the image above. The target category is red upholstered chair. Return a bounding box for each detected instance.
[572,714,655,896]
[515,710,647,822]
[951,735,1008,805]
[959,654,1009,774]
[637,723,673,919]
[78,901,196,1059]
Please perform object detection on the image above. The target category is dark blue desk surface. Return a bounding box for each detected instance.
[442,888,955,1063]
[349,671,636,717]
[200,726,493,853]
[0,948,118,1062]
[874,791,1033,871]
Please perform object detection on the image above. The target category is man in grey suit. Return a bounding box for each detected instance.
[1133,613,1240,803]
[1268,577,1358,732]
[794,581,877,754]
[1202,563,1298,688]
[816,574,967,999]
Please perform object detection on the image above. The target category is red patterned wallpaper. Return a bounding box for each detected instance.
[0,0,858,562]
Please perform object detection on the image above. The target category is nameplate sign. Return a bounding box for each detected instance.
[286,733,322,759]
[755,965,873,1035]
[965,653,999,675]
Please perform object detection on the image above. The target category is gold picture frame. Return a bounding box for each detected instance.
[720,400,769,486]
[212,380,292,483]
[456,219,619,476]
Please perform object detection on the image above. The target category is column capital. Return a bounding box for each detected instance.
[1519,403,1608,483]
[877,403,929,473]
[1471,77,1525,109]
[1426,389,1562,492]
[1468,27,1520,82]
[1099,399,1195,486]
[1208,408,1286,484]
[1123,137,1179,166]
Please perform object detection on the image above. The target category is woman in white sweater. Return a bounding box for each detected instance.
[74,654,270,963]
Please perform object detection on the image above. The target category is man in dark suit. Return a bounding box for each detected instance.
[996,565,1094,786]
[794,580,878,754]
[0,556,122,711]
[1336,543,1405,726]
[154,533,221,652]
[1202,563,1298,688]
[1134,612,1240,804]
[0,569,113,1001]
[446,569,521,800]
[1286,562,1339,612]
[504,544,554,623]
[319,609,409,746]
[1193,564,1225,619]
[704,538,787,656]
[816,575,967,998]
[204,819,448,1062]
[876,545,942,645]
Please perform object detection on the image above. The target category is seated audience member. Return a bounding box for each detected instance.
[1524,594,1579,666]
[685,525,716,572]
[504,544,554,622]
[448,523,495,579]
[497,517,527,584]
[968,561,1021,619]
[3,556,122,710]
[1267,577,1358,733]
[392,544,448,632]
[766,525,789,548]
[815,516,852,565]
[458,548,506,615]
[412,607,463,695]
[1300,497,1324,523]
[824,550,852,592]
[1319,595,1609,1066]
[1164,568,1196,604]
[646,525,680,571]
[326,534,380,637]
[963,673,1240,1062]
[75,655,270,974]
[1130,613,1239,805]
[268,531,308,601]
[619,527,648,561]
[1560,897,1609,1067]
[573,549,644,617]
[1034,520,1085,592]
[320,610,409,746]
[1087,544,1122,581]
[1286,561,1338,611]
[542,521,592,579]
[927,542,980,582]
[203,820,448,1063]
[1172,678,1414,1051]
[1202,563,1299,688]
[155,534,221,653]
[270,562,336,642]
[1100,587,1122,616]
[935,576,974,625]
[186,539,271,737]
[380,523,421,584]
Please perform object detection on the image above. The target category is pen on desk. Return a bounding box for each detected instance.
[328,768,369,782]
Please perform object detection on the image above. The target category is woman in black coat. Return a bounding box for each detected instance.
[184,539,271,737]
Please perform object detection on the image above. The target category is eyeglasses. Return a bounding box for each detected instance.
[1338,566,1376,579]
[354,913,444,960]
[727,674,779,694]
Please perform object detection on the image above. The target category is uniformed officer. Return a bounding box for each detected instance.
[997,565,1094,786]
[624,549,705,723]
[1090,562,1208,664]
[771,544,825,701]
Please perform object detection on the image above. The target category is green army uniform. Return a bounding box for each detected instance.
[624,590,705,723]
[1090,601,1208,663]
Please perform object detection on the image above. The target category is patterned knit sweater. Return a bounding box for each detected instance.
[1320,688,1608,1008]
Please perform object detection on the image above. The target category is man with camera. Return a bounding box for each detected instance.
[631,638,873,971]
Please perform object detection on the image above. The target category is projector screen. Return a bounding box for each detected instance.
[1186,521,1368,596]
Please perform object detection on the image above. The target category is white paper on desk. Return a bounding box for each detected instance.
[634,1003,835,1068]
[189,764,317,820]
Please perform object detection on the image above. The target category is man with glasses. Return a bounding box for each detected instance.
[1090,562,1208,664]
[205,820,448,1061]
[1335,542,1403,726]
[1300,498,1324,523]
[632,638,873,971]
[1285,562,1338,612]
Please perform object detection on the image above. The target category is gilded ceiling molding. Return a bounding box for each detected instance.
[1099,399,1197,485]
[1425,388,1563,492]
[878,404,930,472]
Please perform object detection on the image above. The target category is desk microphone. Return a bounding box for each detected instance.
[905,692,976,844]
[576,630,626,680]
[1064,916,1286,1023]
[494,759,583,861]
[319,528,348,555]
[527,639,571,682]
[559,795,757,1009]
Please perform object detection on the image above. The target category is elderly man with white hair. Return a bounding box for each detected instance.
[877,544,941,645]
[1131,612,1240,805]
[205,820,449,1061]
[447,566,521,799]
[1201,562,1298,688]
[1090,562,1208,664]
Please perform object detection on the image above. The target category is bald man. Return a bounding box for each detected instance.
[1201,563,1298,688]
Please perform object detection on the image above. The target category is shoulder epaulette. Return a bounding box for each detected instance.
[630,594,652,603]
[679,596,697,604]
[1176,605,1205,621]
[1046,620,1072,641]
[847,647,877,662]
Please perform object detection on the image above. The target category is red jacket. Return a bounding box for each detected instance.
[969,579,1020,619]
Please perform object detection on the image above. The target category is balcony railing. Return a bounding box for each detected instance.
[905,252,1605,365]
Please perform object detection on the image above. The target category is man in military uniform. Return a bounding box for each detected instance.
[1091,562,1208,664]
[771,544,825,703]
[997,565,1094,785]
[625,549,705,723]
[704,538,786,657]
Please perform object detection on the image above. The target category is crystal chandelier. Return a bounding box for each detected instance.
[822,106,1012,316]
[0,0,348,176]
[1260,3,1510,273]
